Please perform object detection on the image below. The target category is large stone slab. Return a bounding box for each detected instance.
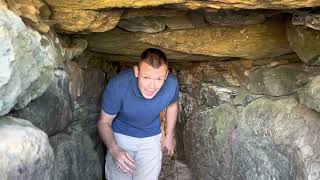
[182,1,320,10]
[65,61,106,146]
[84,18,291,61]
[183,103,238,179]
[0,116,54,180]
[183,97,320,180]
[49,125,102,180]
[83,28,228,62]
[139,19,292,59]
[118,16,165,33]
[233,97,320,180]
[121,8,187,19]
[51,8,123,33]
[45,0,320,10]
[44,0,184,9]
[11,69,73,136]
[0,7,59,116]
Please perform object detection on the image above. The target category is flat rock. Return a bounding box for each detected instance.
[139,19,292,59]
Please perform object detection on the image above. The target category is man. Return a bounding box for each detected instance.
[98,48,179,180]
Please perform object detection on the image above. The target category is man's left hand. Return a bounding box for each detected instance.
[161,135,175,157]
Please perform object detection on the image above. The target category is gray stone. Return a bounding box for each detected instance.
[159,15,195,30]
[183,96,320,180]
[183,103,238,179]
[75,69,106,111]
[72,107,100,147]
[0,7,59,116]
[298,75,320,112]
[233,97,320,180]
[49,125,102,180]
[118,16,165,33]
[198,83,237,108]
[11,69,73,136]
[287,23,320,65]
[204,9,267,27]
[187,10,207,28]
[0,116,54,180]
[66,60,105,114]
[60,37,88,61]
[233,87,263,106]
[292,13,320,31]
[247,65,307,96]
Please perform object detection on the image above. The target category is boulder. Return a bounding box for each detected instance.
[287,23,320,65]
[0,7,59,116]
[0,116,54,180]
[233,97,320,180]
[183,103,238,179]
[11,69,73,136]
[49,125,102,180]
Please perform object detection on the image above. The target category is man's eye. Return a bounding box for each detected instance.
[143,77,150,79]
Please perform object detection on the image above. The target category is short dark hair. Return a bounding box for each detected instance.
[139,48,167,68]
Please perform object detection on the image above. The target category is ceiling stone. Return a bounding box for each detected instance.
[81,28,229,62]
[44,0,184,9]
[138,18,292,59]
[51,8,123,33]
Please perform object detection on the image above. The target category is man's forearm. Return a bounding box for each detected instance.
[165,101,178,138]
[98,113,119,155]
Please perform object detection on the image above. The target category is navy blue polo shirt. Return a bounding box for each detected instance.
[101,69,179,138]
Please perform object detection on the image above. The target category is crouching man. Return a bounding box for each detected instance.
[98,48,179,180]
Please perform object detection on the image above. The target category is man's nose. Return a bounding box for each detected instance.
[148,79,156,89]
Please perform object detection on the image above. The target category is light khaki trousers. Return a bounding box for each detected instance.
[105,133,162,180]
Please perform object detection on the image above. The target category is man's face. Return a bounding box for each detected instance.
[134,61,168,99]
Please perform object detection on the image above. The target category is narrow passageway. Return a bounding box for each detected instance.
[1,1,320,180]
[161,157,193,180]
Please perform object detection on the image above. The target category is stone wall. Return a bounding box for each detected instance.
[2,0,320,180]
[0,6,118,180]
[176,59,320,180]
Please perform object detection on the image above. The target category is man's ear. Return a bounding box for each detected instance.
[134,65,139,78]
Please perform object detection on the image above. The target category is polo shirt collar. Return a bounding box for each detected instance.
[130,69,165,98]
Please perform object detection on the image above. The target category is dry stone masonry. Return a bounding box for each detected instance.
[1,1,320,180]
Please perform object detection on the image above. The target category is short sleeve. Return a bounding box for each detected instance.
[169,78,179,105]
[101,78,122,115]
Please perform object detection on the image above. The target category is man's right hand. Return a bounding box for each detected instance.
[110,146,136,174]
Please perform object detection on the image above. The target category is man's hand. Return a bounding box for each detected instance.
[162,101,178,157]
[98,112,135,174]
[110,146,136,174]
[161,135,176,157]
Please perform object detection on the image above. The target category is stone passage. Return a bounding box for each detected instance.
[2,1,320,180]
